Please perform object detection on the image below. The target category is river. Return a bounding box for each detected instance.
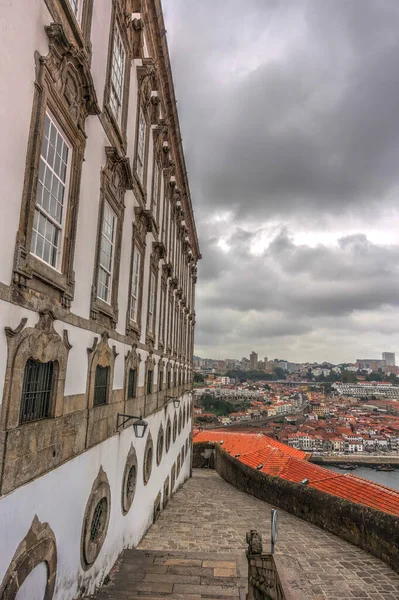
[325,465,399,492]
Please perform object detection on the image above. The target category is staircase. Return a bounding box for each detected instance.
[91,548,248,599]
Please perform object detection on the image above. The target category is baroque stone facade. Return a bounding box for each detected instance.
[0,0,198,598]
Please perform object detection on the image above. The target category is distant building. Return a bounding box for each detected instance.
[382,352,396,366]
[250,351,258,370]
[356,359,385,371]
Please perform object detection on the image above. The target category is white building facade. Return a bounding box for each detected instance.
[0,1,200,598]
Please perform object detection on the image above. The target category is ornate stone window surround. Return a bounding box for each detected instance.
[143,432,153,485]
[81,467,111,570]
[156,424,164,465]
[44,0,94,54]
[91,147,133,328]
[124,345,141,402]
[13,23,99,309]
[102,1,132,148]
[121,444,138,515]
[87,332,118,409]
[0,310,71,432]
[145,352,155,397]
[0,516,57,600]
[126,207,154,339]
[133,58,158,202]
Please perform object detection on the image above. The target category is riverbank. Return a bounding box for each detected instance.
[310,454,399,467]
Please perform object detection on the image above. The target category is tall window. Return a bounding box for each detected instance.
[94,366,109,406]
[147,370,153,395]
[68,0,82,22]
[130,246,141,321]
[109,26,126,124]
[20,359,54,424]
[31,113,70,269]
[152,160,160,216]
[148,272,155,333]
[97,203,116,303]
[128,368,136,399]
[137,108,146,182]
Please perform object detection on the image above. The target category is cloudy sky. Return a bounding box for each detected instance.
[163,0,399,364]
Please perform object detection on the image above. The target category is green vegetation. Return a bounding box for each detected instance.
[200,393,236,416]
[193,372,205,383]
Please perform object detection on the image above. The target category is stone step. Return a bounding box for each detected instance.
[88,549,247,599]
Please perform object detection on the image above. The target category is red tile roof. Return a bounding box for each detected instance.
[194,430,399,516]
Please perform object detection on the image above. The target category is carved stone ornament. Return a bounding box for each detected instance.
[134,206,156,238]
[103,146,134,205]
[246,529,263,555]
[0,516,57,600]
[162,262,173,278]
[152,241,167,262]
[44,23,100,127]
[1,311,72,431]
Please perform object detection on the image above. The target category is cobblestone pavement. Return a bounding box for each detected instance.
[91,470,399,599]
[138,470,399,599]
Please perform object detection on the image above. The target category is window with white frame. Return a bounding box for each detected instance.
[152,160,160,214]
[130,245,141,321]
[97,202,116,303]
[68,0,82,22]
[137,108,146,182]
[109,25,126,124]
[31,113,70,269]
[148,272,156,333]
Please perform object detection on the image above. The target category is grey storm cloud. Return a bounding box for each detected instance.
[165,0,399,220]
[163,0,399,361]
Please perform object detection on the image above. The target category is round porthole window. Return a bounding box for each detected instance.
[143,434,154,485]
[183,405,186,426]
[121,445,138,515]
[185,438,189,456]
[157,425,164,466]
[165,418,171,452]
[178,409,182,434]
[173,413,177,442]
[181,446,184,465]
[81,468,111,569]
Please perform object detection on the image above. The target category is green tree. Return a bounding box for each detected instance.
[193,372,204,384]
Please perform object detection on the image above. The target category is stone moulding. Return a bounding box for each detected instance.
[0,516,57,600]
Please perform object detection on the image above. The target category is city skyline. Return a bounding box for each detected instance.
[164,0,399,362]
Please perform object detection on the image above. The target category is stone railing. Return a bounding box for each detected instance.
[246,530,311,599]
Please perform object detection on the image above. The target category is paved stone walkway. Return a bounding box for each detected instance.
[92,470,399,599]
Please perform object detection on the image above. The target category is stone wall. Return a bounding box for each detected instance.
[213,445,399,574]
[192,441,215,469]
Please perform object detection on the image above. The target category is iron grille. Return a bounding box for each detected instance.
[126,465,136,497]
[147,370,153,395]
[127,368,136,399]
[20,359,54,424]
[167,371,171,389]
[90,497,107,542]
[94,366,109,406]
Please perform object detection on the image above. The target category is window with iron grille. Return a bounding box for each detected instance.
[167,370,171,389]
[94,365,109,406]
[31,113,70,269]
[90,497,108,542]
[97,202,116,303]
[147,370,153,395]
[158,367,163,392]
[127,368,136,399]
[109,25,126,124]
[20,359,54,424]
